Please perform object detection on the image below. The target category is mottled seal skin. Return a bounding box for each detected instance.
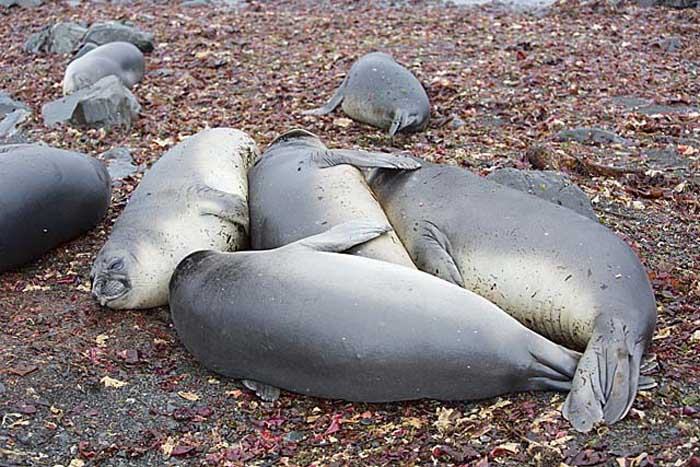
[368,162,657,432]
[303,52,430,136]
[169,221,580,403]
[0,145,111,273]
[63,41,145,95]
[91,128,257,310]
[248,128,417,268]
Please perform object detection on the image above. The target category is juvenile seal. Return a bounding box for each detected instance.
[368,162,657,432]
[249,129,417,267]
[303,52,430,136]
[170,221,580,403]
[91,128,256,309]
[63,41,145,95]
[0,144,111,273]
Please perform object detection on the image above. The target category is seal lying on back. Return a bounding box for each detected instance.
[248,129,417,267]
[170,221,580,403]
[91,128,257,309]
[63,41,145,95]
[303,52,430,136]
[368,162,657,432]
[0,144,111,273]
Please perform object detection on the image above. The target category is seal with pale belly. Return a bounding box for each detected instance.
[63,41,145,95]
[91,128,257,309]
[248,129,416,267]
[0,144,111,273]
[368,162,657,432]
[303,52,430,136]
[170,221,580,403]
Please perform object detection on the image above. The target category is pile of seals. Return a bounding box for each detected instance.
[0,50,657,434]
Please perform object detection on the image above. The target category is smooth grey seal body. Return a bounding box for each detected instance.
[0,145,111,273]
[169,221,580,403]
[91,128,257,309]
[368,162,657,432]
[63,41,145,95]
[303,52,430,136]
[248,129,417,268]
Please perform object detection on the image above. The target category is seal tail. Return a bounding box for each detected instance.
[562,316,643,433]
[302,76,346,116]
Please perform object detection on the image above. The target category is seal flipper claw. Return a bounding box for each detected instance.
[242,380,280,401]
[293,221,391,253]
[563,317,642,432]
[311,149,421,170]
[411,221,464,287]
[302,76,347,116]
[192,185,249,231]
[388,110,406,137]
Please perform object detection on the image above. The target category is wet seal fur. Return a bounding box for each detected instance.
[169,221,580,403]
[63,41,145,95]
[91,128,257,309]
[0,144,111,272]
[368,162,657,432]
[303,52,430,136]
[248,128,417,267]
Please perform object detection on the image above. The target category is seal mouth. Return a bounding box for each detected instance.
[92,276,130,307]
[267,128,321,149]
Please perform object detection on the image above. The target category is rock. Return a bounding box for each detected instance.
[0,0,43,7]
[83,21,154,53]
[182,0,212,5]
[24,22,87,54]
[639,0,698,7]
[73,42,98,61]
[554,127,630,146]
[651,36,683,53]
[42,75,140,130]
[637,103,699,116]
[487,168,597,220]
[0,92,30,117]
[0,109,32,143]
[449,116,466,129]
[98,147,139,180]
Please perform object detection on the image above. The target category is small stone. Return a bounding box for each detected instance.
[0,0,43,7]
[0,92,30,117]
[554,127,630,146]
[0,109,32,143]
[98,147,138,180]
[449,116,466,129]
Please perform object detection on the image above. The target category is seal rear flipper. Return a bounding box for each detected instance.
[412,221,464,287]
[242,380,281,401]
[311,149,421,170]
[292,220,391,253]
[562,317,642,432]
[192,185,249,231]
[301,76,346,116]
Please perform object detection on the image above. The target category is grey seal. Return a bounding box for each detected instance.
[91,128,257,309]
[248,129,417,268]
[0,144,111,273]
[303,52,430,136]
[169,221,580,403]
[368,162,657,432]
[63,41,145,95]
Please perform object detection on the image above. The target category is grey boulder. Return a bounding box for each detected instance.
[486,168,597,221]
[42,75,140,130]
[24,22,87,54]
[0,92,30,117]
[83,21,154,53]
[1,0,43,7]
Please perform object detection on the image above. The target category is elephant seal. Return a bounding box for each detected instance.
[248,128,417,268]
[63,41,145,95]
[91,128,257,309]
[303,52,430,136]
[170,221,580,403]
[0,145,111,273]
[368,162,657,432]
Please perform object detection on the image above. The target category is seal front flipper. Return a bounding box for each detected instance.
[302,76,347,116]
[191,185,249,230]
[562,316,643,432]
[242,380,280,402]
[412,221,464,287]
[292,220,391,253]
[311,149,421,170]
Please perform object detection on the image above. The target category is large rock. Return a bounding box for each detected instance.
[24,22,87,54]
[42,75,140,130]
[486,168,597,220]
[639,0,697,7]
[0,109,32,144]
[554,127,630,146]
[83,21,154,53]
[0,92,30,117]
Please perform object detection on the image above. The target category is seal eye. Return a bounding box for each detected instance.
[109,258,125,271]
